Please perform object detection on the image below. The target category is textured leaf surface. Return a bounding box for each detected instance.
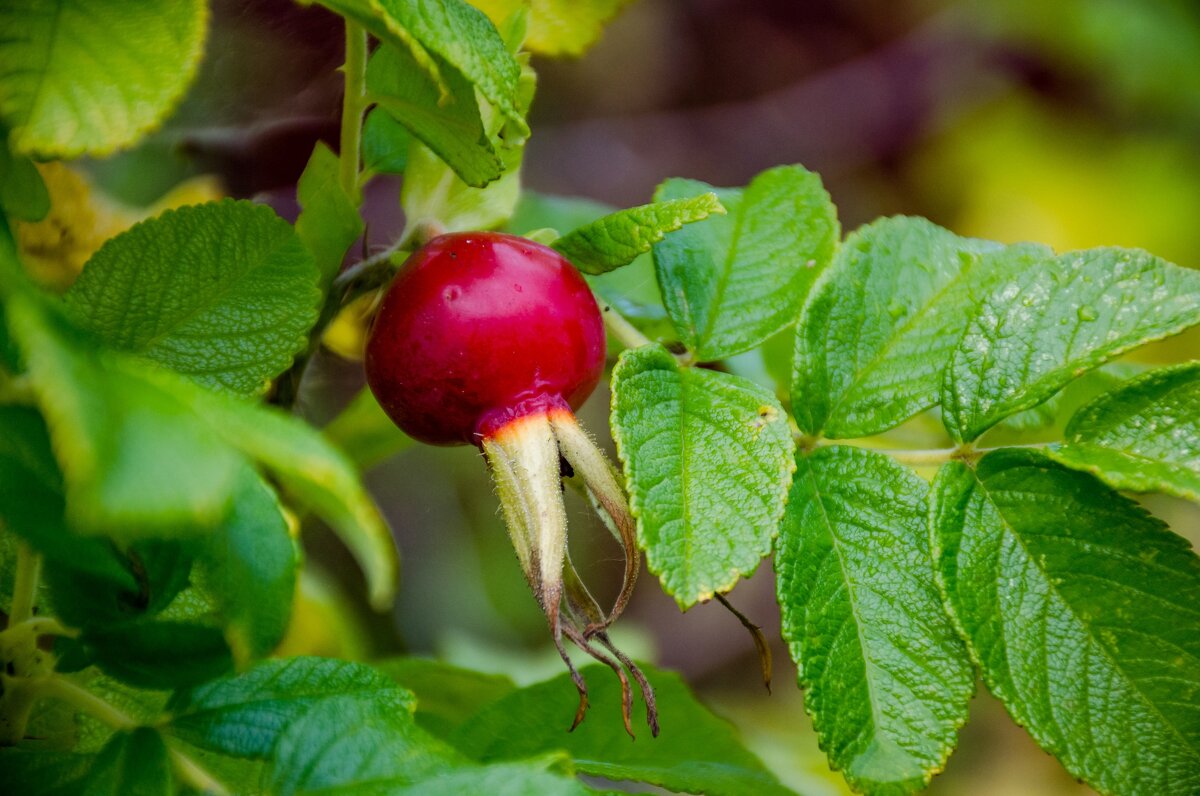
[942,247,1200,441]
[653,166,838,360]
[932,450,1200,795]
[295,144,364,288]
[167,657,414,759]
[322,0,525,136]
[184,389,398,610]
[6,295,242,534]
[452,664,795,796]
[65,200,320,396]
[1050,362,1200,500]
[366,42,502,187]
[80,728,172,795]
[792,216,1005,437]
[0,0,207,157]
[775,445,973,794]
[269,693,461,795]
[611,345,795,607]
[553,193,725,274]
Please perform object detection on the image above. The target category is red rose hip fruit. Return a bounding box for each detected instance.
[363,230,655,737]
[364,232,605,446]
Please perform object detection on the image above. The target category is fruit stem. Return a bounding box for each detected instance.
[338,20,368,204]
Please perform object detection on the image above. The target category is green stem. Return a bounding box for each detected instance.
[37,677,230,796]
[807,439,1052,466]
[339,21,368,204]
[168,744,230,796]
[9,542,41,627]
[601,304,653,352]
[36,677,136,731]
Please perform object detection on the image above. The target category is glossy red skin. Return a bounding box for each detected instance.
[364,232,606,446]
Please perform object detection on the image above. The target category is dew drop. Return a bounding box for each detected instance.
[1077,305,1098,322]
[443,286,462,301]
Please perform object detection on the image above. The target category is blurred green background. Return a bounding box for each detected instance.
[30,1,1200,793]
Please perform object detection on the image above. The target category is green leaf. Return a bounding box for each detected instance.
[0,405,132,585]
[69,673,172,754]
[0,0,207,158]
[295,144,364,289]
[320,0,525,138]
[775,446,973,794]
[6,295,244,535]
[387,760,591,796]
[78,727,173,795]
[399,57,534,233]
[931,449,1200,795]
[269,692,461,795]
[791,216,1005,437]
[44,539,192,629]
[0,137,48,221]
[989,364,1131,438]
[362,108,412,176]
[374,658,516,737]
[167,657,414,759]
[1049,362,1200,500]
[82,621,233,689]
[942,247,1200,442]
[366,42,502,187]
[198,468,298,664]
[401,137,522,233]
[451,664,796,796]
[610,344,795,607]
[0,749,94,795]
[64,200,321,396]
[323,387,415,471]
[552,193,726,275]
[653,166,838,360]
[183,389,398,610]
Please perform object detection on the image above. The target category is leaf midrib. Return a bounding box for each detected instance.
[802,455,894,763]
